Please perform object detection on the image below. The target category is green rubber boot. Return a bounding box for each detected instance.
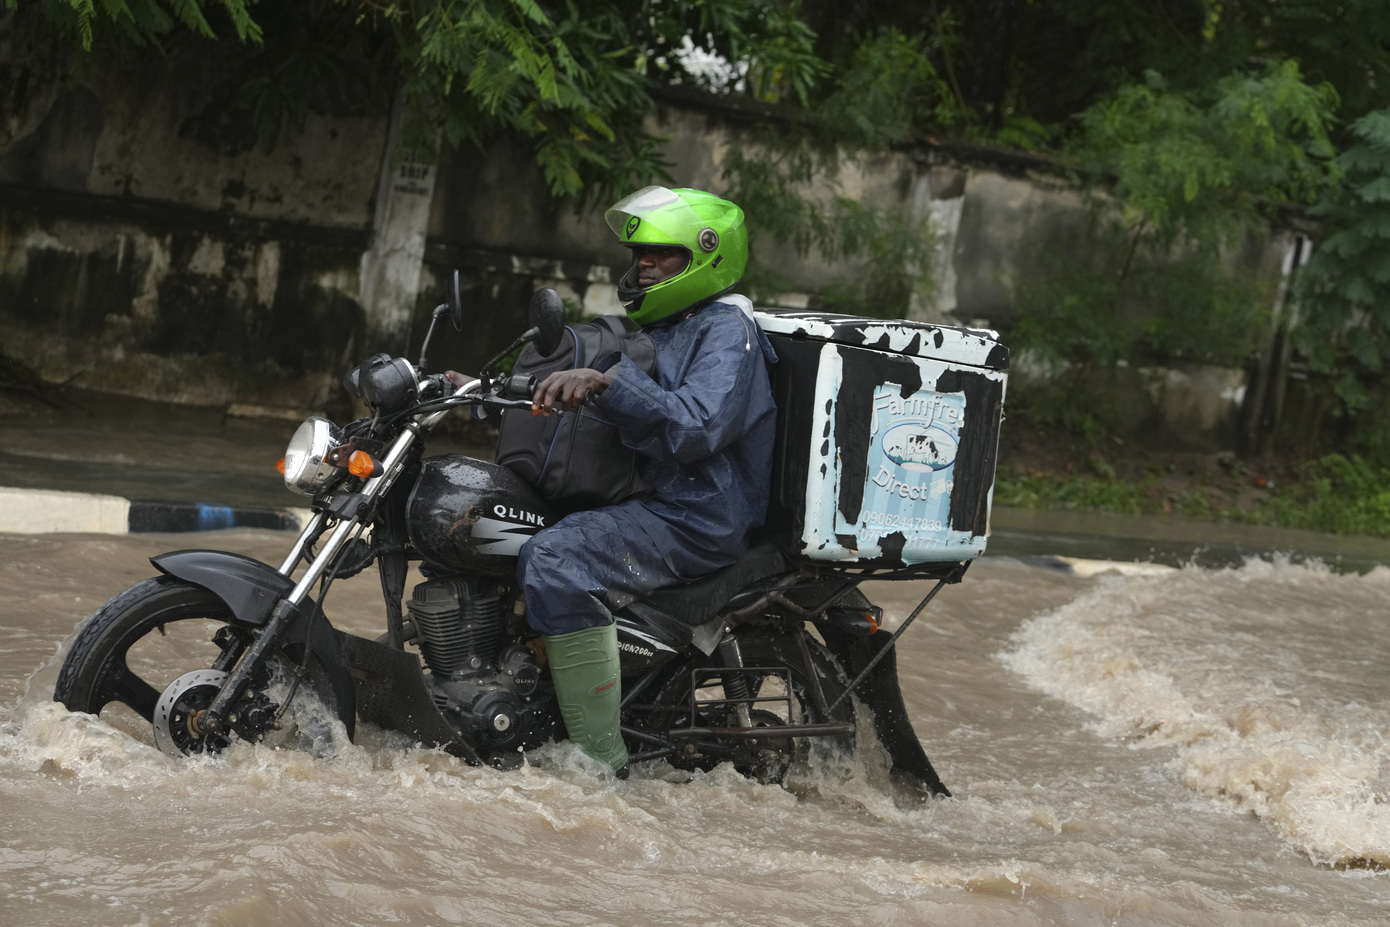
[543,623,630,773]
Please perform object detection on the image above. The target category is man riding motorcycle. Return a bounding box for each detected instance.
[519,186,778,773]
[53,183,980,799]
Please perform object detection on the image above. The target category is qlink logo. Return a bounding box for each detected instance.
[471,517,540,556]
[881,422,958,472]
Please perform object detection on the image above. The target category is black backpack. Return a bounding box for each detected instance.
[494,317,657,513]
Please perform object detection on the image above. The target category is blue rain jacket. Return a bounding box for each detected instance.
[518,300,778,635]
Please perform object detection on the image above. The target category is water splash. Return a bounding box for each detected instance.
[1002,555,1390,867]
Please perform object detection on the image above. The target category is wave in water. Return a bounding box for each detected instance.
[1002,555,1390,868]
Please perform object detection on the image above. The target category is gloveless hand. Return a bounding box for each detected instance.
[532,368,613,416]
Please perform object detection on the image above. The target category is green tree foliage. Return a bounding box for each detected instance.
[371,0,836,199]
[999,1,1390,142]
[1007,61,1337,439]
[1,0,260,48]
[1294,110,1390,455]
[819,27,959,147]
[10,1,1390,210]
[392,0,656,199]
[1076,63,1339,245]
[3,0,830,200]
[1017,59,1339,360]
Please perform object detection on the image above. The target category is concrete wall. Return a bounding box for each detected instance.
[0,47,382,410]
[0,54,1287,447]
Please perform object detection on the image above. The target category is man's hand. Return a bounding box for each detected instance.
[445,370,478,390]
[532,368,613,416]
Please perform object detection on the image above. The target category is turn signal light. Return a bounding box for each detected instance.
[348,450,382,478]
[823,604,884,637]
[275,456,286,475]
[860,610,880,635]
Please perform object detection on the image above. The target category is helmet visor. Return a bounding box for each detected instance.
[605,186,708,243]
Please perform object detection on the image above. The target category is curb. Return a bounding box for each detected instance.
[0,487,310,535]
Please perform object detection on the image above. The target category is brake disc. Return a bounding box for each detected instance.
[152,669,232,758]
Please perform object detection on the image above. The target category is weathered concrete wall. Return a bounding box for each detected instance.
[1,49,383,224]
[0,44,384,409]
[944,169,1091,326]
[0,204,368,408]
[0,52,1289,447]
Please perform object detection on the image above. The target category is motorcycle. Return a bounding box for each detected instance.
[52,274,971,797]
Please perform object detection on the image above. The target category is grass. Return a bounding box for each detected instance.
[994,453,1390,539]
[1234,454,1390,537]
[994,471,1218,520]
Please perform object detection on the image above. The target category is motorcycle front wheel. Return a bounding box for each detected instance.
[635,629,857,785]
[54,576,353,756]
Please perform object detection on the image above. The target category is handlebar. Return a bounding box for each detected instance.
[378,366,560,431]
[411,372,547,426]
[495,374,536,401]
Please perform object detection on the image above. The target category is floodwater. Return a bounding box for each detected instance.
[4,529,1390,926]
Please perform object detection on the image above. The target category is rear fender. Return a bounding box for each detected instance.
[151,549,357,738]
[818,624,950,798]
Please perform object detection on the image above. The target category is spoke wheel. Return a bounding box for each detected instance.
[55,576,349,756]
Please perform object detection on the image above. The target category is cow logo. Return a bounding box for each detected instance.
[625,215,641,239]
[882,422,958,472]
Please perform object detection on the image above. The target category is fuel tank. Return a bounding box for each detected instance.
[408,456,558,575]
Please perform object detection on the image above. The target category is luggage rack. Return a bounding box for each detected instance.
[669,666,854,740]
[620,665,855,764]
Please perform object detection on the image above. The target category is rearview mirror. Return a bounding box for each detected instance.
[446,270,465,332]
[528,287,566,358]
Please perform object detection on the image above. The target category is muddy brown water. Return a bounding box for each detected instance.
[4,529,1390,925]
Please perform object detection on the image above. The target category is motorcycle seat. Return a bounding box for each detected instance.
[639,542,790,627]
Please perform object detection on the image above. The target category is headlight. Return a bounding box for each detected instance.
[283,417,344,496]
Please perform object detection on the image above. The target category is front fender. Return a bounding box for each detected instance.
[153,549,293,626]
[151,549,357,739]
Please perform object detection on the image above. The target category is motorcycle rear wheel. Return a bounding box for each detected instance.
[637,630,856,785]
[54,576,352,756]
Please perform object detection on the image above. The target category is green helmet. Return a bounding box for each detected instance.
[605,186,748,326]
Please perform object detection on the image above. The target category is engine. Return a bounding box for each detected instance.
[407,575,554,752]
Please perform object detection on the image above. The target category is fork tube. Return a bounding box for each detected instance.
[283,424,421,605]
[203,424,424,733]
